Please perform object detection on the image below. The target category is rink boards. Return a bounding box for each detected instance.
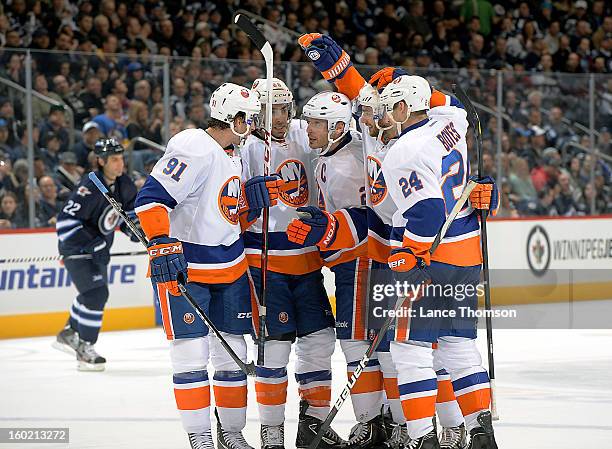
[1,216,611,338]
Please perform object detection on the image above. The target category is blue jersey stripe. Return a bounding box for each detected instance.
[402,198,446,238]
[182,239,245,264]
[135,175,178,210]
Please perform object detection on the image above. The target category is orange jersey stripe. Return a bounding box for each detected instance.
[436,379,457,403]
[334,66,366,100]
[323,242,368,268]
[368,237,392,263]
[212,384,248,408]
[352,257,370,340]
[431,235,482,267]
[187,257,248,284]
[137,205,170,239]
[246,251,323,275]
[174,386,211,410]
[156,284,174,340]
[383,377,400,400]
[348,370,383,395]
[255,381,288,406]
[299,385,332,406]
[456,388,491,416]
[401,395,437,421]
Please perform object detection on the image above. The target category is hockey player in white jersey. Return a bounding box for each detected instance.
[240,78,345,449]
[377,75,499,449]
[295,32,473,449]
[135,83,283,449]
[297,91,391,448]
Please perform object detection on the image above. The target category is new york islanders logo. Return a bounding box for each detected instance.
[277,159,309,207]
[218,176,241,225]
[367,156,387,205]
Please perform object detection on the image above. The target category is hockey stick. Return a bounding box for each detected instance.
[304,180,477,449]
[0,250,147,264]
[234,13,273,366]
[88,172,256,377]
[452,84,499,421]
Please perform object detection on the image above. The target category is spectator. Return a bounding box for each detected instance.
[52,74,88,127]
[73,121,102,167]
[461,0,494,36]
[0,191,23,229]
[37,175,61,226]
[554,172,581,215]
[31,74,63,125]
[39,131,63,172]
[0,153,18,194]
[92,94,126,140]
[79,76,105,119]
[38,105,70,153]
[54,151,81,198]
[509,157,538,205]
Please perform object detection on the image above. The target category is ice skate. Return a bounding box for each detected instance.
[261,423,285,449]
[345,415,386,449]
[188,430,215,449]
[466,412,497,449]
[296,400,347,449]
[405,430,439,449]
[76,339,106,371]
[52,325,80,356]
[439,424,467,449]
[215,409,254,449]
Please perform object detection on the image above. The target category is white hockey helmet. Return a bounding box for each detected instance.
[210,82,261,138]
[302,91,352,154]
[252,77,295,138]
[380,75,431,133]
[356,83,384,123]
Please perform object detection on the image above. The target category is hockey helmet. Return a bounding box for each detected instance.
[209,82,261,138]
[379,75,431,133]
[94,137,125,158]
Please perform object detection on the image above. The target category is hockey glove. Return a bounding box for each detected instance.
[286,206,338,248]
[388,247,431,286]
[298,33,352,82]
[368,67,409,91]
[469,175,499,215]
[239,175,284,221]
[84,236,110,265]
[147,236,188,296]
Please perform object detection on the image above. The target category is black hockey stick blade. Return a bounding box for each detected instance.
[452,83,482,136]
[234,14,267,50]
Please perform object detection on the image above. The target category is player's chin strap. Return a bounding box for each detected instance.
[386,107,411,135]
[319,127,349,156]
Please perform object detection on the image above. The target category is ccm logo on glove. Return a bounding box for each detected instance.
[148,243,183,257]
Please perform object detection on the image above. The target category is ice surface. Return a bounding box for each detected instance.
[2,324,612,448]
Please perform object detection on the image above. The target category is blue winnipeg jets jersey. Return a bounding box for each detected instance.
[56,171,137,255]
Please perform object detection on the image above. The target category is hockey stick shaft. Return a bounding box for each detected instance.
[88,173,256,377]
[306,180,477,449]
[234,13,273,366]
[0,250,147,264]
[452,84,498,420]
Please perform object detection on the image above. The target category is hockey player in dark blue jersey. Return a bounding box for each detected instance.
[52,138,139,371]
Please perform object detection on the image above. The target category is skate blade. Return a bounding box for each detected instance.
[77,361,105,372]
[52,341,76,356]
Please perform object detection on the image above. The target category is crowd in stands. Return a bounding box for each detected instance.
[0,0,611,229]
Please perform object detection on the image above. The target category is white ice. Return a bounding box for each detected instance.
[2,321,612,448]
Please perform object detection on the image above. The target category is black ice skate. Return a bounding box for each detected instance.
[296,400,347,449]
[405,430,439,449]
[345,414,386,449]
[215,409,254,449]
[52,325,79,355]
[188,430,215,449]
[439,424,467,449]
[466,412,498,449]
[383,423,408,449]
[261,423,285,449]
[76,339,106,371]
